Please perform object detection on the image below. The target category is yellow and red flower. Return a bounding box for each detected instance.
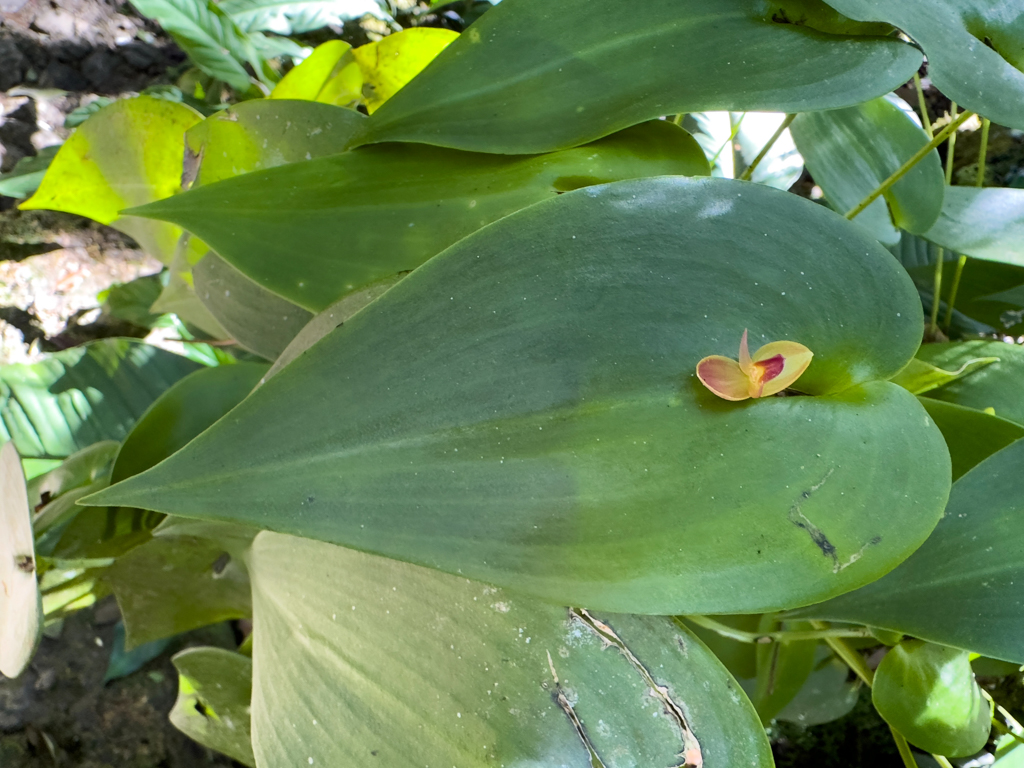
[697,329,813,401]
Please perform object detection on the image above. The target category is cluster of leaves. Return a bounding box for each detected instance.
[4,0,1024,766]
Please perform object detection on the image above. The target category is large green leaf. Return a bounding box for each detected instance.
[170,647,255,767]
[922,186,1024,267]
[110,362,269,484]
[87,177,949,615]
[0,339,201,459]
[19,96,202,264]
[249,532,772,768]
[918,340,1024,426]
[787,438,1024,663]
[0,442,41,679]
[815,0,1024,130]
[919,398,1024,481]
[105,520,255,647]
[185,99,367,187]
[873,640,990,757]
[194,254,312,361]
[790,96,945,245]
[129,120,711,311]
[361,0,920,153]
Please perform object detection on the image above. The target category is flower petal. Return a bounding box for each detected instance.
[751,341,814,397]
[696,355,751,401]
[737,328,753,377]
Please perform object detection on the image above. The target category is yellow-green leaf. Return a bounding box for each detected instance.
[353,28,459,113]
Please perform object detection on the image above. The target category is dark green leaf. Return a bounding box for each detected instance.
[0,340,201,459]
[752,619,817,724]
[249,532,772,768]
[919,398,1024,480]
[816,0,1024,129]
[129,120,711,311]
[87,177,949,615]
[873,639,990,757]
[362,0,920,153]
[110,362,268,484]
[790,96,944,244]
[776,646,861,727]
[170,647,254,766]
[103,621,173,682]
[787,438,1024,663]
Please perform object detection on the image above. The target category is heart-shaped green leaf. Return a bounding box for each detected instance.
[0,441,41,679]
[128,120,710,311]
[249,532,772,768]
[816,0,1024,129]
[919,340,1024,426]
[170,646,255,767]
[790,96,945,245]
[922,187,1024,267]
[787,438,1024,662]
[86,177,950,615]
[873,640,991,757]
[362,0,920,153]
[19,96,202,264]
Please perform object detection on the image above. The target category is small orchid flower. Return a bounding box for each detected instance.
[696,329,813,401]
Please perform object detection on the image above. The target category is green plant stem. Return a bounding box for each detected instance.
[738,113,795,181]
[913,73,933,135]
[684,614,873,644]
[891,727,920,768]
[944,115,989,329]
[672,113,684,126]
[845,109,974,222]
[812,623,875,685]
[992,717,1024,746]
[976,117,991,187]
[930,104,960,334]
[710,112,745,168]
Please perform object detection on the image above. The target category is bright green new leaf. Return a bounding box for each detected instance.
[922,187,1024,267]
[129,120,711,311]
[815,0,1024,129]
[194,254,312,361]
[87,177,949,615]
[919,398,1024,481]
[919,340,1024,426]
[129,0,264,92]
[111,362,269,484]
[106,521,254,647]
[0,442,41,679]
[790,96,945,245]
[363,0,921,153]
[171,647,255,767]
[788,438,1024,663]
[185,99,367,187]
[20,96,202,264]
[0,339,201,459]
[891,355,999,395]
[353,28,459,113]
[270,39,362,105]
[249,532,772,768]
[873,640,990,757]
